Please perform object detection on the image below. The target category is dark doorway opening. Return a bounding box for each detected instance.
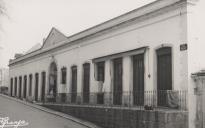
[10,78,13,96]
[157,47,172,107]
[113,58,123,105]
[96,61,105,104]
[19,76,22,98]
[133,54,144,106]
[35,73,39,101]
[83,63,90,104]
[49,62,58,102]
[23,76,27,98]
[14,77,17,97]
[41,72,46,102]
[71,66,77,103]
[29,74,32,96]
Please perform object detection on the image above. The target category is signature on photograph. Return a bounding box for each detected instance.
[0,117,29,128]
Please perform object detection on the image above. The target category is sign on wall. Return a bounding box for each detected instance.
[180,44,187,51]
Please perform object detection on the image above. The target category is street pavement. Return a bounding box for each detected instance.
[0,95,90,128]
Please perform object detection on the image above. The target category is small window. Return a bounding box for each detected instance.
[96,62,105,82]
[61,67,67,84]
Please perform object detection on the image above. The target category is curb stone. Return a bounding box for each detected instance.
[0,94,102,128]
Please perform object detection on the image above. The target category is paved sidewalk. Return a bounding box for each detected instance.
[0,94,102,128]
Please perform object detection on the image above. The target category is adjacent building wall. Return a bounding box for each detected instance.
[0,68,9,87]
[187,0,205,128]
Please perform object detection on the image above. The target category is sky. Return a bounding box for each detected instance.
[0,0,155,68]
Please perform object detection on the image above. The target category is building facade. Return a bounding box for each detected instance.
[8,0,205,128]
[0,68,9,93]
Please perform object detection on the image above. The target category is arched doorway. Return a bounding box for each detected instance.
[48,62,58,102]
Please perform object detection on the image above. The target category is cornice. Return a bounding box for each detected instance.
[9,0,187,67]
[187,0,199,5]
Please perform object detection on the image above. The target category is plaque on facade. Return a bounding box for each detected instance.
[180,44,187,51]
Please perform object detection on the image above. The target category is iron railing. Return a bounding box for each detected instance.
[42,90,187,110]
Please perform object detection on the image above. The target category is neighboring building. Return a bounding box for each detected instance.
[0,68,9,94]
[8,0,205,128]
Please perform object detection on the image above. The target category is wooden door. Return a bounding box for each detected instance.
[133,54,144,106]
[29,75,32,96]
[23,76,27,98]
[71,66,77,103]
[113,58,123,105]
[10,78,13,96]
[35,73,39,101]
[15,77,17,97]
[41,72,46,102]
[19,77,22,98]
[157,47,172,106]
[83,63,90,103]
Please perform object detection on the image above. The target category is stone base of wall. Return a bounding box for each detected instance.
[56,93,66,103]
[27,96,33,101]
[42,104,188,128]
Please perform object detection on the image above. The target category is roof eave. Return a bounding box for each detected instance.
[9,0,186,67]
